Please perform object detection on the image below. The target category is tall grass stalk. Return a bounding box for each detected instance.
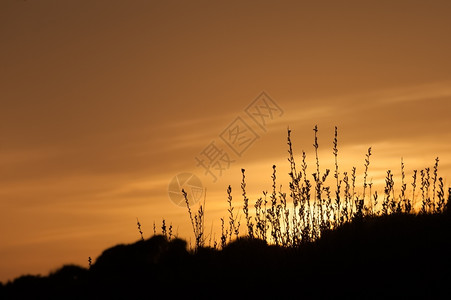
[241,168,254,239]
[136,218,144,241]
[182,126,449,250]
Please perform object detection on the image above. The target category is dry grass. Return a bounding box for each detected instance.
[184,125,450,250]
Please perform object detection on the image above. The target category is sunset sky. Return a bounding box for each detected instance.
[1,0,451,282]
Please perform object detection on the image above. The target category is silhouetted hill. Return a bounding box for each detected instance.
[2,213,450,299]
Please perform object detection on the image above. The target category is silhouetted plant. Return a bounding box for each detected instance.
[4,125,451,300]
[351,166,357,218]
[226,185,240,242]
[436,177,445,214]
[183,189,205,249]
[368,180,376,216]
[432,157,439,212]
[182,126,449,250]
[220,218,227,249]
[399,158,410,213]
[412,170,418,213]
[372,190,379,215]
[446,188,451,214]
[161,219,167,237]
[136,218,144,241]
[241,168,254,239]
[168,223,173,240]
[287,128,301,244]
[323,186,333,229]
[420,168,432,214]
[333,126,342,227]
[342,171,351,224]
[254,194,268,241]
[363,147,372,213]
[279,189,290,246]
[267,165,281,245]
[301,151,312,243]
[382,170,395,215]
[354,197,364,220]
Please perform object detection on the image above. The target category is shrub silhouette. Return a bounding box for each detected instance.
[184,126,450,250]
[2,126,450,298]
[2,213,451,298]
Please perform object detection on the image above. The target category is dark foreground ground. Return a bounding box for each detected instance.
[2,213,451,299]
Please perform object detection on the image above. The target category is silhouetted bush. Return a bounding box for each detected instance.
[2,126,450,298]
[2,213,450,298]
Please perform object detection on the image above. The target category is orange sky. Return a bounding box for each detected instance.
[1,0,451,282]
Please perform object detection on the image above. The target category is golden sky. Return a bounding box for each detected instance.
[1,0,451,282]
